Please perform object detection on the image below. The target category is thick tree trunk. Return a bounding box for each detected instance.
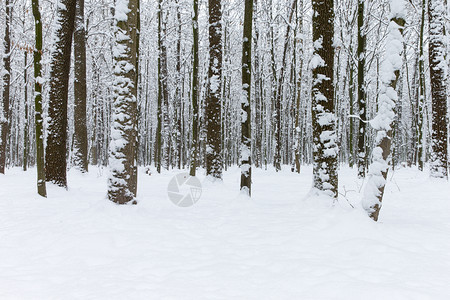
[428,0,448,178]
[107,0,139,204]
[206,0,223,179]
[45,0,76,187]
[311,0,338,198]
[32,0,47,197]
[73,0,88,172]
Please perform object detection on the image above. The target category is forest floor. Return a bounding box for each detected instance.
[1,165,450,299]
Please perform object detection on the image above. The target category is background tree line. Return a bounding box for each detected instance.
[0,0,448,220]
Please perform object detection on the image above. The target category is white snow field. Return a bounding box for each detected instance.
[1,165,449,299]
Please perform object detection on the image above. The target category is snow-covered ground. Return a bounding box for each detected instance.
[1,165,449,299]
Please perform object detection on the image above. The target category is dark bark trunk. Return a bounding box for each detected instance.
[32,0,47,197]
[23,51,29,172]
[0,0,11,174]
[357,0,367,178]
[428,0,448,178]
[73,0,89,172]
[206,0,223,179]
[311,0,338,198]
[189,0,199,176]
[240,0,253,195]
[45,0,76,187]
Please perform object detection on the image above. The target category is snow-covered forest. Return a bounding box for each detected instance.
[0,0,449,298]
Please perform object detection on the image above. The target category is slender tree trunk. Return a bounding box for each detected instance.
[91,88,98,166]
[357,0,367,178]
[428,0,448,178]
[0,0,11,174]
[311,0,338,198]
[45,0,76,187]
[73,0,88,172]
[348,60,355,167]
[269,2,278,170]
[189,0,199,176]
[240,0,253,195]
[176,0,183,170]
[107,0,139,204]
[206,0,223,179]
[23,51,29,172]
[417,0,426,171]
[160,9,170,170]
[293,0,304,173]
[155,0,163,174]
[253,0,262,169]
[32,0,47,197]
[273,0,296,172]
[271,10,279,171]
[131,0,140,195]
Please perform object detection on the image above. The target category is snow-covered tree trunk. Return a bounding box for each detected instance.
[311,0,338,199]
[357,0,367,178]
[417,0,426,171]
[206,0,223,179]
[45,0,77,187]
[428,0,448,179]
[0,0,11,174]
[107,0,139,204]
[363,1,405,221]
[73,0,88,172]
[240,0,253,195]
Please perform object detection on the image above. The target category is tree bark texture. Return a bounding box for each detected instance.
[0,0,11,174]
[357,0,367,178]
[190,0,200,177]
[240,0,253,195]
[45,0,77,187]
[32,0,47,197]
[311,0,338,198]
[428,0,448,178]
[73,0,89,172]
[206,0,223,179]
[107,0,139,204]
